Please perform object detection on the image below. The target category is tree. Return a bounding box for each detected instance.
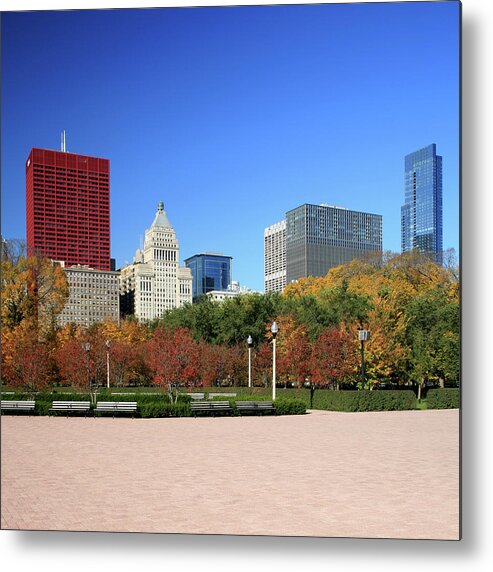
[310,326,358,390]
[404,289,460,390]
[56,337,99,403]
[253,342,273,388]
[1,254,68,334]
[1,325,52,397]
[273,315,311,388]
[108,340,140,387]
[146,327,199,403]
[409,331,435,401]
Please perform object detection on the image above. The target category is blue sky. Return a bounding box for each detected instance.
[1,2,460,291]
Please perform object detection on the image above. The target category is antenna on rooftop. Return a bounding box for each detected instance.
[61,130,67,152]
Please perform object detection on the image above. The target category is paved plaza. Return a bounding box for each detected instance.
[1,409,459,539]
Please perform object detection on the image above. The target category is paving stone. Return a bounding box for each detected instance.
[0,409,459,539]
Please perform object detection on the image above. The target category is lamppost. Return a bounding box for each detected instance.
[247,335,253,388]
[105,339,111,389]
[357,328,370,390]
[271,322,279,400]
[83,342,91,393]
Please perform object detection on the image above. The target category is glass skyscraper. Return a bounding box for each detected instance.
[184,253,232,301]
[401,144,443,261]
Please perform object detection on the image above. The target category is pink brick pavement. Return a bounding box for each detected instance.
[0,409,459,539]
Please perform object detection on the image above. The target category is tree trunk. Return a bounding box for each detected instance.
[417,382,422,402]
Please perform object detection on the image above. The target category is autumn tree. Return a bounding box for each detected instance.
[253,341,273,388]
[146,327,199,402]
[1,254,68,335]
[2,325,52,396]
[108,339,140,387]
[273,315,311,388]
[310,326,358,390]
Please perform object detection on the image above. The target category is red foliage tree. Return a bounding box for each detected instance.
[225,343,247,386]
[277,328,311,388]
[198,341,224,387]
[310,326,358,390]
[109,339,140,387]
[146,327,199,402]
[253,341,273,388]
[2,326,51,397]
[56,338,94,400]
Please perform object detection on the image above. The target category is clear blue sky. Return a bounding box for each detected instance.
[1,2,460,291]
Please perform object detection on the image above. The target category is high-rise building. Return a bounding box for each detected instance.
[57,263,120,327]
[285,204,382,283]
[120,201,192,321]
[401,144,443,261]
[184,253,232,301]
[264,204,382,289]
[264,220,287,293]
[26,147,110,270]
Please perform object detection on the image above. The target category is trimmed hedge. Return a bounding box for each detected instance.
[1,388,419,415]
[426,388,460,409]
[311,390,417,412]
[139,401,191,418]
[274,398,306,415]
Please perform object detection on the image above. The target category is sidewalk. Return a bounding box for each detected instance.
[1,409,459,539]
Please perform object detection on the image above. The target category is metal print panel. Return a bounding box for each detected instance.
[1,0,460,540]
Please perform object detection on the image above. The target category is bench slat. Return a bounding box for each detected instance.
[1,400,35,410]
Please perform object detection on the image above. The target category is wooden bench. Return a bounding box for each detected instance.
[49,401,91,416]
[191,401,232,416]
[208,393,237,399]
[1,400,35,414]
[94,401,137,417]
[235,401,276,415]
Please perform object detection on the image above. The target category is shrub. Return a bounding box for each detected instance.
[311,390,417,412]
[426,388,460,409]
[274,398,306,415]
[139,401,191,418]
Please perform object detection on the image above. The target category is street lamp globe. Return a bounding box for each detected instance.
[271,321,279,338]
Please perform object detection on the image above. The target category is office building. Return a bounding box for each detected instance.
[264,220,287,293]
[57,264,120,327]
[26,147,110,270]
[264,203,382,289]
[120,201,192,321]
[184,253,232,301]
[401,144,443,261]
[285,204,382,283]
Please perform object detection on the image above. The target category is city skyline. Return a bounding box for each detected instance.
[2,2,460,291]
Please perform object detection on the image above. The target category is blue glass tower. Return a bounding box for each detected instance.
[184,253,232,301]
[401,144,443,262]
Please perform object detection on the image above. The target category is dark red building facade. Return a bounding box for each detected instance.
[26,148,110,271]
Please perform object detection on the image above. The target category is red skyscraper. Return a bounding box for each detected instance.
[26,148,110,271]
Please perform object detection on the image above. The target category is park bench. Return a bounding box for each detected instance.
[94,401,138,417]
[184,393,205,400]
[1,400,35,414]
[49,401,91,416]
[191,401,232,416]
[208,392,237,399]
[235,401,276,415]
